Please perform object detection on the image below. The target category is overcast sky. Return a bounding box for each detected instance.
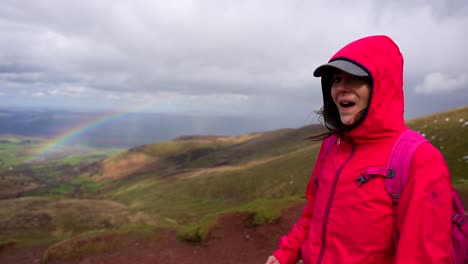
[0,0,467,128]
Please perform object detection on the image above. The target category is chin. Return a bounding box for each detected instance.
[340,118,355,126]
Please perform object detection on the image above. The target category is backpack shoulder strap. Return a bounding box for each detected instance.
[319,134,337,162]
[313,134,337,188]
[385,129,428,244]
[384,129,428,205]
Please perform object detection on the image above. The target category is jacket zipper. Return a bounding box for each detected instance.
[316,143,356,264]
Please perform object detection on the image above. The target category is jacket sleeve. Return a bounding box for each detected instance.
[272,140,326,264]
[395,143,452,263]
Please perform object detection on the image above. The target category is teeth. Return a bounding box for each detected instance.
[340,101,355,107]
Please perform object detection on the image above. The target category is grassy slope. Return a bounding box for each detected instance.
[90,125,323,244]
[105,144,319,223]
[0,125,324,249]
[93,125,324,182]
[0,197,156,247]
[0,106,466,253]
[406,106,468,183]
[100,106,467,240]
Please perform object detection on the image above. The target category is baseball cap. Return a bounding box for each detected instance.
[313,59,368,77]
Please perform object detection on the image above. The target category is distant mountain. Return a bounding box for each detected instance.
[93,106,467,183]
[93,124,325,182]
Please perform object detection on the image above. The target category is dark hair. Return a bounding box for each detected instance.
[307,74,373,141]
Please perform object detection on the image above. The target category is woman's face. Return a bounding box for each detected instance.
[331,71,371,126]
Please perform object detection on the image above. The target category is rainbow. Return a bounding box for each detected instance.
[26,106,151,162]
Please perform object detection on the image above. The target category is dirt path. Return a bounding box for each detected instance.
[0,201,306,264]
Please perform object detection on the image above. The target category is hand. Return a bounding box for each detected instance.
[266,255,280,264]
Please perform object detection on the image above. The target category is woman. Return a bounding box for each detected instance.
[266,35,452,264]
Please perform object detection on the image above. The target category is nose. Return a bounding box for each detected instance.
[332,81,349,92]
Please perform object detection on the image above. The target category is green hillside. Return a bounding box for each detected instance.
[0,106,466,255]
[87,106,467,241]
[92,125,324,226]
[101,107,467,238]
[406,106,468,182]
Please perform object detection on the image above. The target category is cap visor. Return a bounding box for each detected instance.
[313,60,368,77]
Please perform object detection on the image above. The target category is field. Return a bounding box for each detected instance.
[0,106,466,263]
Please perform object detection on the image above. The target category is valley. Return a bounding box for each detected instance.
[0,106,467,263]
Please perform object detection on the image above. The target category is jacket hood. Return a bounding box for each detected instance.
[323,35,407,143]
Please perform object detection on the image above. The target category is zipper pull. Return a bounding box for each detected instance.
[337,137,341,146]
[356,174,368,187]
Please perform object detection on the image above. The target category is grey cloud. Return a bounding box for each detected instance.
[0,63,40,74]
[372,0,468,18]
[415,72,468,94]
[0,72,43,84]
[1,1,323,93]
[0,0,466,119]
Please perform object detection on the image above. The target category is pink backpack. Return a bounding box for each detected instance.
[323,129,468,263]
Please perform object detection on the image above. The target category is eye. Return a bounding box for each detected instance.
[348,75,369,85]
[332,76,342,84]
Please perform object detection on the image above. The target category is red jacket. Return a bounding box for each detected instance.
[273,36,452,264]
